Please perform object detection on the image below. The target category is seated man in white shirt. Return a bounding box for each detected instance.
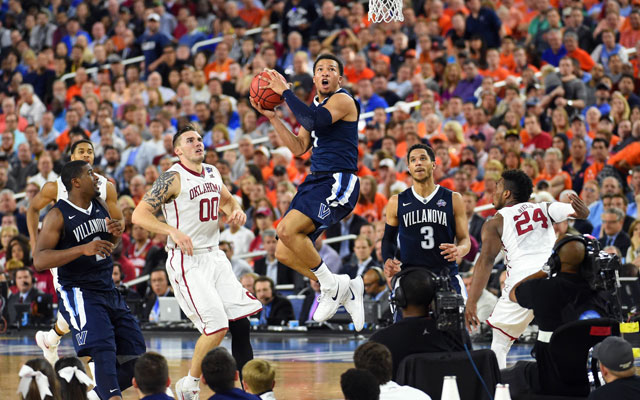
[353,342,431,400]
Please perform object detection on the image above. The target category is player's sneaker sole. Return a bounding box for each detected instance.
[313,274,352,322]
[35,331,59,365]
[344,276,365,332]
[175,376,200,400]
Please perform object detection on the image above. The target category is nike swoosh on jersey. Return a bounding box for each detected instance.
[331,282,340,301]
[402,202,412,206]
[69,215,76,219]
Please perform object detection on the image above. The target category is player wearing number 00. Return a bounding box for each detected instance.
[464,169,589,369]
[132,123,262,400]
[381,144,471,295]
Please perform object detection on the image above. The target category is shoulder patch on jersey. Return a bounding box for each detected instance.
[437,199,447,207]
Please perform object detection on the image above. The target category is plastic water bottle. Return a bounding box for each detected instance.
[441,376,460,400]
[495,383,512,400]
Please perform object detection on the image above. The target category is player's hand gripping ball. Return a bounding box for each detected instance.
[249,71,288,110]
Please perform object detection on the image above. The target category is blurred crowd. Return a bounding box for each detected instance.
[1,0,640,328]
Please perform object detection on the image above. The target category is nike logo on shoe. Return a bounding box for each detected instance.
[349,288,355,301]
[331,282,340,301]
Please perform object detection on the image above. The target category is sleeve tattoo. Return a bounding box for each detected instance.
[142,171,178,211]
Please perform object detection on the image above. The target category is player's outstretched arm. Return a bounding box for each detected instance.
[250,97,311,156]
[382,195,401,285]
[465,215,503,332]
[132,170,194,256]
[219,184,246,226]
[33,208,114,271]
[26,181,57,251]
[105,181,124,231]
[440,192,471,262]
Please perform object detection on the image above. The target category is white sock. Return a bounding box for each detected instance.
[491,329,514,370]
[312,263,335,289]
[184,373,200,389]
[46,329,61,346]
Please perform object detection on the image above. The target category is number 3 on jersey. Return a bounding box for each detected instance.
[420,226,434,249]
[199,197,219,222]
[514,208,548,235]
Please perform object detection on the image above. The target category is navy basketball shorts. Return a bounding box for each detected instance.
[58,286,146,357]
[288,172,360,242]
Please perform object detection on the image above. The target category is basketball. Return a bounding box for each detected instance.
[249,71,287,110]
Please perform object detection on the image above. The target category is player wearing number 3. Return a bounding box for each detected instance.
[132,123,262,400]
[465,170,589,369]
[381,143,471,294]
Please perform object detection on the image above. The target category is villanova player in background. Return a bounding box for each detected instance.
[251,55,365,330]
[34,161,146,400]
[382,144,471,294]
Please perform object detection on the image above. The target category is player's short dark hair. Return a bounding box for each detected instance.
[134,352,169,395]
[61,160,89,192]
[313,54,344,76]
[353,342,393,385]
[55,357,90,400]
[407,143,436,163]
[502,169,533,203]
[340,368,380,400]
[202,347,236,392]
[173,122,202,147]
[70,139,94,155]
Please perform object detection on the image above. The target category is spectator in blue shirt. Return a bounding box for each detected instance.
[541,29,567,67]
[464,0,502,49]
[136,13,171,75]
[178,15,209,51]
[357,79,388,120]
[61,17,92,58]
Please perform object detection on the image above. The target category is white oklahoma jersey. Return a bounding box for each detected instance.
[497,202,556,295]
[161,162,261,333]
[486,201,556,340]
[51,174,109,290]
[163,162,222,250]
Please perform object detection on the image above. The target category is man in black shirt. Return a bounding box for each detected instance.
[588,336,640,399]
[369,268,466,379]
[505,234,613,397]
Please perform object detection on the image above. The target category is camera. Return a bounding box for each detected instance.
[432,271,466,332]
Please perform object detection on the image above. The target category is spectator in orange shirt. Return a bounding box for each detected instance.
[563,31,595,72]
[430,0,452,35]
[481,48,511,81]
[584,138,609,185]
[353,175,388,222]
[345,53,375,85]
[238,0,265,28]
[253,146,273,182]
[204,42,233,81]
[620,9,640,48]
[535,147,572,198]
[511,46,539,76]
[499,36,517,71]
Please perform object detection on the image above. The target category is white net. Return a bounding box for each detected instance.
[368,0,404,23]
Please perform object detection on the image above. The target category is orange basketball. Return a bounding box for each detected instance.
[250,71,287,110]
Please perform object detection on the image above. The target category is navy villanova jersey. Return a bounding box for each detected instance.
[310,88,360,172]
[55,198,114,291]
[397,186,458,277]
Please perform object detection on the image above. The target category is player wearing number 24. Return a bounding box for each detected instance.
[464,169,589,370]
[381,144,471,293]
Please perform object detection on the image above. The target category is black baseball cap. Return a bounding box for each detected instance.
[470,132,486,141]
[593,336,635,372]
[571,114,585,123]
[273,165,287,176]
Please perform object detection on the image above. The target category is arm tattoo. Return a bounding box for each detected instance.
[142,171,178,211]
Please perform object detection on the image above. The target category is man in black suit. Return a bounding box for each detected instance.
[299,279,321,322]
[253,229,296,286]
[140,268,176,322]
[462,191,484,247]
[599,208,631,256]
[325,212,367,263]
[254,276,294,326]
[339,236,379,279]
[5,267,44,326]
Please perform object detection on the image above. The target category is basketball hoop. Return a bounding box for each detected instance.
[368,0,404,23]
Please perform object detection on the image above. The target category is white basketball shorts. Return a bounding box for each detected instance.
[485,295,534,341]
[166,248,262,334]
